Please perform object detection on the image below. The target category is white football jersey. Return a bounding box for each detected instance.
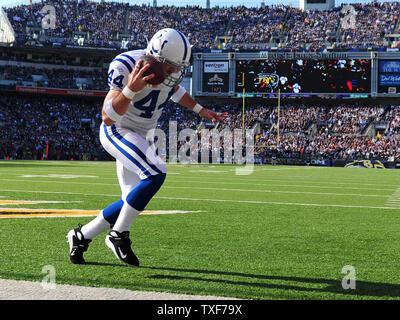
[107,49,176,138]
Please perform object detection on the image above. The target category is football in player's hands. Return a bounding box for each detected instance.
[139,55,167,85]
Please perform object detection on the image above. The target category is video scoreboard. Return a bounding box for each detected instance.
[235,58,371,94]
[378,60,400,94]
[193,51,400,97]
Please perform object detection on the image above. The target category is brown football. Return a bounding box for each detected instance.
[139,55,167,85]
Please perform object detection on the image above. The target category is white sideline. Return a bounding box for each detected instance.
[0,177,398,191]
[0,278,241,300]
[0,189,398,211]
[0,183,392,198]
[154,196,400,211]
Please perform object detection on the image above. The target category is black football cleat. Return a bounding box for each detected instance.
[105,230,139,267]
[66,224,92,264]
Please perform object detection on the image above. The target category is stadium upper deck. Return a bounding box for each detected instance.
[3,0,400,52]
[1,1,400,166]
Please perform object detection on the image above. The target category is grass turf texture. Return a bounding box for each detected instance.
[0,160,400,300]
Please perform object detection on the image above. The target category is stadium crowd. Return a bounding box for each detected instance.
[0,65,107,90]
[1,1,400,166]
[227,5,287,47]
[386,105,400,135]
[4,1,400,51]
[0,94,103,161]
[282,7,341,52]
[326,105,385,134]
[1,94,398,163]
[337,1,400,50]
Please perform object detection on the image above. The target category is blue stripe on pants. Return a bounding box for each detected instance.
[110,125,162,175]
[103,124,152,178]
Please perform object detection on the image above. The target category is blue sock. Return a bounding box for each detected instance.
[112,173,166,232]
[102,173,166,227]
[102,199,124,226]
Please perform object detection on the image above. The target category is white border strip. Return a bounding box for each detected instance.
[154,196,400,211]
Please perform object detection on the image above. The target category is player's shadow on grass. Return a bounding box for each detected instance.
[142,266,400,298]
[85,261,129,268]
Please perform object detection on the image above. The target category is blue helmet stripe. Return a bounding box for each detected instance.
[176,30,188,63]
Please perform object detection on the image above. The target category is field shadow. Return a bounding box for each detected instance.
[2,265,400,299]
[85,261,129,268]
[142,266,400,298]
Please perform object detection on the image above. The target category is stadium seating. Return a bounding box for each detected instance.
[0,65,107,90]
[0,94,103,161]
[1,93,398,162]
[4,1,400,51]
[0,1,399,165]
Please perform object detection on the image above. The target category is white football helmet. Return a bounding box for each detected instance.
[146,28,192,87]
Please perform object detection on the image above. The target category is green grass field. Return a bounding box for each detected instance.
[0,160,400,300]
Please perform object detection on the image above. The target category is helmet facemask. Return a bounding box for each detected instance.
[158,57,189,87]
[146,28,192,88]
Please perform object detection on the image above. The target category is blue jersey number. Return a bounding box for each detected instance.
[134,88,175,119]
[108,69,124,89]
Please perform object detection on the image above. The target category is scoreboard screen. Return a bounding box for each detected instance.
[202,61,230,93]
[235,59,371,94]
[378,60,400,94]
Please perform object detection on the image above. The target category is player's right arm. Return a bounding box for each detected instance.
[102,59,154,126]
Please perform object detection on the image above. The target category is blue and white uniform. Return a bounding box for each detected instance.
[99,49,175,225]
[105,49,176,140]
[80,28,192,239]
[100,49,174,183]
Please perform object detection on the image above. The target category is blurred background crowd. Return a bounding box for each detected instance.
[1,94,399,162]
[5,0,400,52]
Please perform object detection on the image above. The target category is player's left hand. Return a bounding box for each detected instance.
[199,109,229,125]
[127,59,156,93]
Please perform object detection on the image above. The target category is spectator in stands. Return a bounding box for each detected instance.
[0,93,399,162]
[5,1,400,52]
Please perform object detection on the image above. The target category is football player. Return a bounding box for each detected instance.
[67,28,228,266]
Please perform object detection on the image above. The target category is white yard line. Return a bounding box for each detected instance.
[162,186,388,198]
[0,178,394,192]
[0,189,120,197]
[170,179,396,191]
[0,209,205,219]
[169,175,400,188]
[0,178,120,187]
[4,169,400,187]
[387,187,400,207]
[0,200,82,205]
[0,185,389,198]
[0,188,396,210]
[154,196,400,211]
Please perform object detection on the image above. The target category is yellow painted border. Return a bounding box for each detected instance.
[0,209,99,218]
[0,208,192,218]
